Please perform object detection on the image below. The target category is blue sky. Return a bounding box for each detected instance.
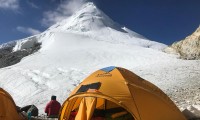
[0,0,200,45]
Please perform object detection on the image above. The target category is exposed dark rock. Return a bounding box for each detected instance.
[0,42,41,68]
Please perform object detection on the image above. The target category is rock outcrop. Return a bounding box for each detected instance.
[0,42,41,68]
[165,26,200,60]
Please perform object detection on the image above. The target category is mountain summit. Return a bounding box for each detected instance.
[47,2,143,38]
[1,2,167,53]
[48,2,120,32]
[46,2,150,43]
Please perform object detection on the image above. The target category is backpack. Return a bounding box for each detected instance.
[26,105,38,116]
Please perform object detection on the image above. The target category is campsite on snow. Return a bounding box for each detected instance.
[1,1,200,120]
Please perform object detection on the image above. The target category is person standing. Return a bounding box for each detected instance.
[45,95,61,118]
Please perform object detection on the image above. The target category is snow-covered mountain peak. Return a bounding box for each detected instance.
[47,2,120,32]
[0,1,168,54]
[42,2,167,50]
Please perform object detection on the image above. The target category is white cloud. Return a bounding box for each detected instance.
[16,26,41,35]
[27,1,39,9]
[42,0,86,27]
[0,0,20,10]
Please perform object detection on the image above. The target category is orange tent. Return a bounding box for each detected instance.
[59,66,186,120]
[0,88,24,120]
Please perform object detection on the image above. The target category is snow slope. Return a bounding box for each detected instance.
[0,2,200,115]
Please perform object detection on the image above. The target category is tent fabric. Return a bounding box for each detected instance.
[0,88,24,120]
[75,97,97,120]
[59,67,187,120]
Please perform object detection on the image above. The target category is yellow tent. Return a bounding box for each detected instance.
[59,66,186,120]
[0,88,24,120]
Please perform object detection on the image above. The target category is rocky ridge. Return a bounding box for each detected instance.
[165,26,200,60]
[0,41,41,68]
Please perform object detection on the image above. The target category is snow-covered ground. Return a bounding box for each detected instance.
[0,2,200,116]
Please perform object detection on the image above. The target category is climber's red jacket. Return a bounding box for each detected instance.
[45,100,61,116]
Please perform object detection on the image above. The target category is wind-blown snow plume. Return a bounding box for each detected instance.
[42,0,87,27]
